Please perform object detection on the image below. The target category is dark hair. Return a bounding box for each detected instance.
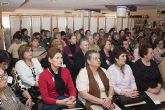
[122,38,128,46]
[68,34,75,39]
[85,30,90,35]
[18,44,31,60]
[33,32,40,37]
[0,50,11,63]
[61,31,66,36]
[99,38,111,49]
[113,46,127,60]
[21,28,28,35]
[93,32,99,38]
[85,50,98,63]
[13,32,22,40]
[47,47,62,59]
[139,44,152,58]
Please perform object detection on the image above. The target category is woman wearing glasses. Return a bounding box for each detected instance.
[15,44,43,98]
[0,67,30,110]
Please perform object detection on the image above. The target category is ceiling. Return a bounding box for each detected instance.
[0,0,165,12]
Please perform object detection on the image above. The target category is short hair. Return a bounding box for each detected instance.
[122,38,128,46]
[139,44,152,58]
[79,37,88,45]
[99,38,111,49]
[113,46,127,60]
[21,28,28,34]
[93,32,99,38]
[47,47,62,59]
[18,44,31,60]
[13,32,22,40]
[85,50,98,63]
[33,32,40,37]
[51,39,64,48]
[0,50,11,63]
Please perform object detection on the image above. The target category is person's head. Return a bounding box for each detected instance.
[112,32,119,40]
[122,39,129,49]
[87,35,94,45]
[99,28,105,37]
[0,67,8,90]
[79,38,89,53]
[18,44,32,60]
[47,47,63,68]
[31,36,40,48]
[93,32,100,43]
[55,32,62,40]
[109,28,115,35]
[113,46,127,66]
[21,28,28,36]
[53,27,59,33]
[154,38,164,49]
[61,31,66,38]
[13,32,22,44]
[85,50,101,68]
[0,50,11,71]
[139,44,153,61]
[40,29,46,36]
[33,32,41,39]
[51,39,64,51]
[45,30,51,38]
[85,30,91,36]
[99,38,112,51]
[69,35,77,45]
[119,30,125,37]
[79,28,84,35]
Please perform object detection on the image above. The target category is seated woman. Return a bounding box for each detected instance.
[30,35,46,62]
[0,50,32,108]
[0,67,29,110]
[39,47,84,110]
[153,38,165,64]
[76,50,115,110]
[99,38,114,69]
[15,44,43,98]
[133,44,165,109]
[133,44,162,94]
[107,47,155,110]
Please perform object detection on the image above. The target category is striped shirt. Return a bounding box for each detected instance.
[0,87,29,110]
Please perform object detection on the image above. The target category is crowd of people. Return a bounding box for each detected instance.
[0,22,165,110]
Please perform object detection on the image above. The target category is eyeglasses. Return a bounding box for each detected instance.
[0,73,8,80]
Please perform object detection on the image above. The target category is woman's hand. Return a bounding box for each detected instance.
[66,96,76,108]
[56,98,70,105]
[26,98,32,108]
[147,87,160,94]
[101,97,114,110]
[125,90,139,98]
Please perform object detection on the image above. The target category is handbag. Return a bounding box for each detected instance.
[116,92,147,105]
[28,86,40,98]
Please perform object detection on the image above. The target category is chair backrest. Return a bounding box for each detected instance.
[158,58,165,84]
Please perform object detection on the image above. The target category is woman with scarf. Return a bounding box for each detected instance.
[39,47,84,110]
[76,50,116,110]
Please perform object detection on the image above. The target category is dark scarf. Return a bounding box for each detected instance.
[85,64,109,110]
[49,66,69,96]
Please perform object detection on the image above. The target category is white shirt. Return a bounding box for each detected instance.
[15,58,43,88]
[8,42,26,59]
[76,67,112,105]
[107,64,137,95]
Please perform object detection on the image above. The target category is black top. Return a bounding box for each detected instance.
[74,49,85,75]
[133,59,162,91]
[99,49,114,69]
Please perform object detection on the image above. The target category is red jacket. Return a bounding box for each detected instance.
[39,67,76,105]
